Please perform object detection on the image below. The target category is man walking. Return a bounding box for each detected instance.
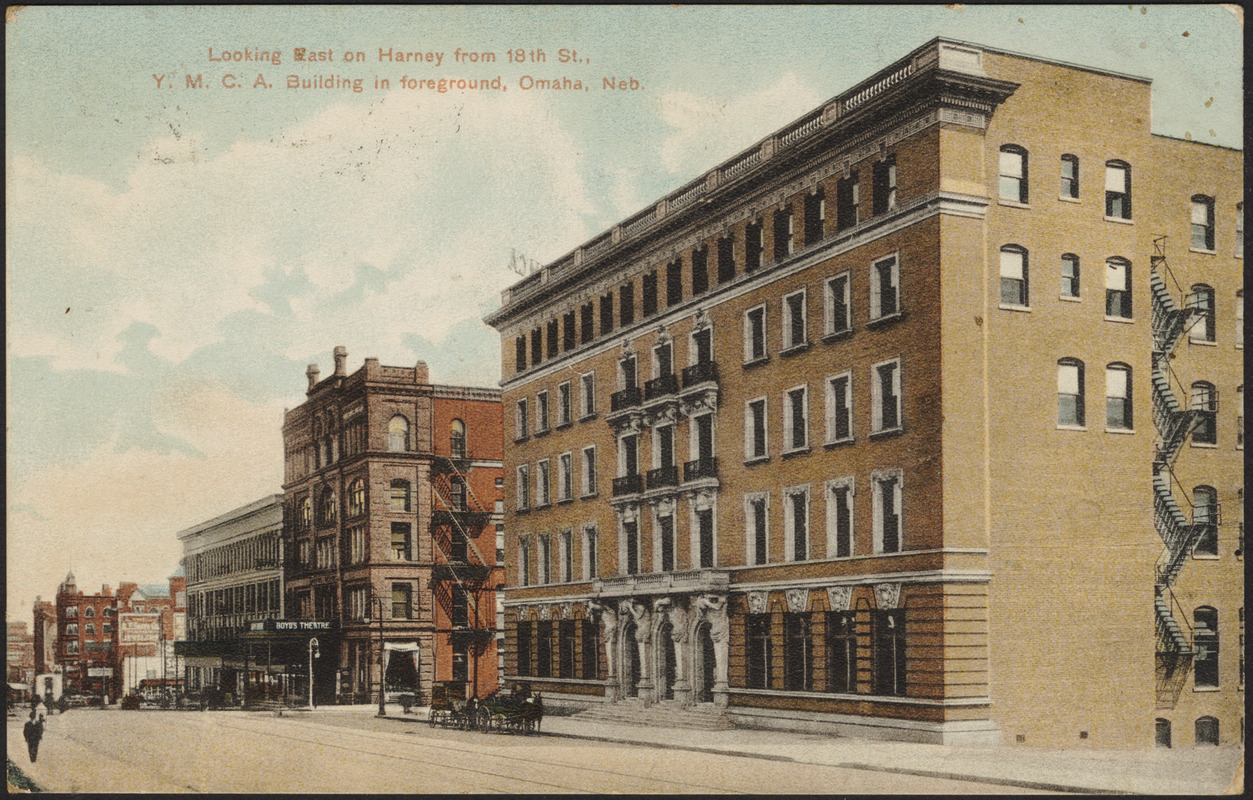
[23,709,44,763]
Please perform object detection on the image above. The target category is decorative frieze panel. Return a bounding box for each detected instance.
[785,588,810,614]
[875,582,902,610]
[747,591,769,615]
[826,585,853,612]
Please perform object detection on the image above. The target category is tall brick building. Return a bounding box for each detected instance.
[282,348,504,704]
[54,573,120,701]
[484,39,1242,747]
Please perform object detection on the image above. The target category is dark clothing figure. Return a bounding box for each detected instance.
[24,713,44,763]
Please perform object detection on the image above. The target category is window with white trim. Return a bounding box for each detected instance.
[869,254,899,320]
[783,385,809,451]
[804,188,826,246]
[536,390,550,433]
[1105,363,1133,431]
[1191,195,1215,251]
[557,381,572,426]
[744,304,767,362]
[826,371,853,443]
[559,529,573,583]
[745,397,768,460]
[622,517,640,575]
[873,155,897,214]
[581,371,596,417]
[1105,160,1131,219]
[582,525,598,580]
[784,485,810,561]
[581,445,597,496]
[518,537,531,586]
[1058,359,1085,427]
[1060,154,1079,199]
[872,470,903,554]
[538,535,551,585]
[536,459,551,507]
[515,399,529,440]
[999,145,1028,203]
[826,477,855,558]
[1105,258,1132,319]
[1236,290,1243,347]
[656,509,676,572]
[783,288,808,350]
[745,493,769,565]
[1061,253,1080,298]
[1189,284,1216,343]
[999,245,1029,307]
[871,358,902,433]
[558,452,573,501]
[516,464,530,510]
[825,271,851,335]
[774,206,795,261]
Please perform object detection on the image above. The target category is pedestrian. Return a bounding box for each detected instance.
[24,709,44,763]
[32,696,47,723]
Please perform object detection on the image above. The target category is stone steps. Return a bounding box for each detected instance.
[573,701,734,731]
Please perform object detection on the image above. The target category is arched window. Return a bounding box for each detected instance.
[1190,381,1217,444]
[347,478,365,518]
[84,607,95,618]
[1195,716,1220,746]
[317,487,337,527]
[299,496,312,530]
[1105,160,1131,219]
[85,623,95,635]
[999,245,1029,307]
[999,145,1028,203]
[1188,283,1216,343]
[1058,358,1085,427]
[450,419,467,459]
[1192,486,1218,555]
[1105,363,1132,430]
[1061,253,1080,298]
[388,415,410,452]
[1193,606,1218,688]
[390,479,411,512]
[1191,195,1215,251]
[1060,154,1079,199]
[1105,257,1132,319]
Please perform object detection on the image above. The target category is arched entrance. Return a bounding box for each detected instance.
[694,621,716,703]
[622,621,640,698]
[658,621,676,700]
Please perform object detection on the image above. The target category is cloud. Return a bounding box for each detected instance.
[658,72,825,175]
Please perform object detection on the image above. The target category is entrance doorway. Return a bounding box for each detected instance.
[623,621,640,697]
[695,622,716,703]
[658,622,676,700]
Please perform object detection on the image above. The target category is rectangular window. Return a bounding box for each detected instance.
[538,536,551,585]
[745,397,768,460]
[744,305,767,362]
[784,385,809,451]
[746,614,773,689]
[825,272,851,335]
[826,372,853,443]
[624,519,639,575]
[836,171,859,231]
[536,459,551,507]
[717,236,735,284]
[826,611,857,693]
[642,271,658,316]
[1192,196,1216,250]
[349,525,367,565]
[391,583,412,619]
[804,189,826,247]
[620,354,637,390]
[390,523,411,561]
[827,478,854,558]
[654,341,673,380]
[691,247,709,295]
[558,452,573,501]
[516,619,532,675]
[582,445,598,496]
[515,336,527,373]
[873,471,903,554]
[619,433,639,478]
[1105,162,1131,219]
[999,147,1027,203]
[785,488,809,561]
[515,398,529,440]
[535,621,552,677]
[557,382,572,426]
[620,281,635,326]
[600,292,614,335]
[583,526,598,580]
[873,609,906,696]
[1058,360,1085,427]
[784,613,812,691]
[562,312,576,351]
[747,494,769,565]
[536,391,550,433]
[1105,259,1132,319]
[519,539,531,587]
[1060,154,1079,199]
[516,464,530,510]
[774,207,794,261]
[783,289,807,350]
[1106,365,1132,430]
[1061,254,1080,298]
[666,258,683,305]
[531,326,543,366]
[872,156,897,214]
[745,219,763,272]
[870,254,899,320]
[1000,247,1028,307]
[697,507,715,568]
[871,358,902,433]
[658,513,675,572]
[581,302,595,344]
[581,371,596,417]
[546,319,559,359]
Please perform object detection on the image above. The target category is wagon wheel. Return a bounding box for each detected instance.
[475,707,490,732]
[428,710,438,728]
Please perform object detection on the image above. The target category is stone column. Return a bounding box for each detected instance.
[668,598,692,706]
[697,594,730,708]
[590,600,618,702]
[627,600,653,704]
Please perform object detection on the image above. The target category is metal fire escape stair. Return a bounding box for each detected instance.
[429,456,498,636]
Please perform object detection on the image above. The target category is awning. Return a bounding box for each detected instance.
[383,642,421,653]
[8,683,31,692]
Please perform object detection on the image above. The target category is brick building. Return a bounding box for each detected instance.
[282,348,504,704]
[484,39,1242,747]
[31,598,59,700]
[7,621,35,689]
[54,573,120,702]
[116,576,187,697]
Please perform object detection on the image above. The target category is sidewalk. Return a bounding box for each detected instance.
[388,706,1243,795]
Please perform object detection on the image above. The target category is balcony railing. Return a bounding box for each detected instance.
[681,361,719,388]
[610,386,642,412]
[644,374,678,400]
[612,474,644,497]
[646,465,679,490]
[683,457,719,482]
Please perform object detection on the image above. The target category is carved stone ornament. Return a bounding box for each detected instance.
[652,496,677,517]
[785,588,809,614]
[655,326,670,345]
[679,388,719,417]
[646,404,679,427]
[653,597,671,613]
[875,582,902,610]
[826,585,852,612]
[692,308,710,330]
[537,605,551,621]
[561,602,574,620]
[515,605,531,620]
[747,591,769,615]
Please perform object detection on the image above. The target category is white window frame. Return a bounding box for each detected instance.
[825,371,854,444]
[871,357,903,434]
[653,506,677,573]
[1104,161,1132,220]
[1105,363,1133,431]
[653,423,676,470]
[825,477,856,559]
[689,493,718,569]
[782,288,808,350]
[618,509,641,577]
[999,246,1029,309]
[518,537,531,587]
[536,458,551,507]
[783,484,811,562]
[872,469,904,554]
[515,398,529,440]
[653,340,673,379]
[582,524,598,580]
[689,411,717,462]
[824,271,852,336]
[538,535,551,585]
[744,492,770,566]
[581,445,598,497]
[581,370,597,418]
[559,529,573,583]
[1058,359,1086,428]
[535,390,550,433]
[1236,291,1243,348]
[744,304,767,363]
[516,464,530,510]
[783,384,810,453]
[557,381,572,426]
[745,396,769,461]
[618,432,639,477]
[869,253,900,321]
[999,146,1027,204]
[557,451,573,501]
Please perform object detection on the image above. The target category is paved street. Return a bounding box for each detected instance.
[8,708,1049,794]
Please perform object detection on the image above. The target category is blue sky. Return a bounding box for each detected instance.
[5,5,1242,616]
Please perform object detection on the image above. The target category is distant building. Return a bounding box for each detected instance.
[54,573,120,701]
[116,575,188,697]
[32,598,59,700]
[484,38,1242,747]
[6,621,35,688]
[282,348,504,704]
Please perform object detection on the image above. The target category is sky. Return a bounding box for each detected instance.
[5,5,1243,618]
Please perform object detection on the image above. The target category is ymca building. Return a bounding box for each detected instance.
[484,38,1242,747]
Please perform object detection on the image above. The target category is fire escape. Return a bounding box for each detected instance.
[1150,236,1218,709]
[429,446,498,691]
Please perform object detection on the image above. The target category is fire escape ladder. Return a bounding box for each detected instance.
[1149,237,1201,357]
[1153,468,1207,586]
[1154,587,1195,709]
[429,456,497,635]
[1150,356,1200,468]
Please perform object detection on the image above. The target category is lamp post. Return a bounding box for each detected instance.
[364,595,386,717]
[307,636,320,709]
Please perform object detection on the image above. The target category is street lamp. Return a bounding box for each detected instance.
[307,636,320,709]
[364,595,386,717]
